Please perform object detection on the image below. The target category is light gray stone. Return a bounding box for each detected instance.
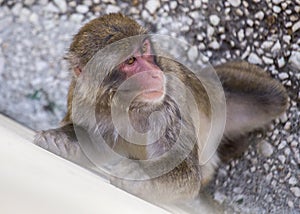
[194,0,202,8]
[187,46,198,61]
[278,155,286,164]
[254,11,264,20]
[261,41,274,50]
[209,40,220,49]
[145,0,160,14]
[288,177,297,186]
[24,0,36,6]
[259,141,274,157]
[273,5,281,13]
[278,72,289,80]
[291,187,300,197]
[106,5,120,13]
[228,0,241,7]
[272,0,283,4]
[278,140,287,150]
[271,40,281,52]
[262,56,273,64]
[170,1,177,10]
[44,2,59,13]
[76,5,89,14]
[0,16,13,32]
[292,20,300,33]
[209,15,220,26]
[248,52,262,64]
[289,51,300,68]
[53,0,67,13]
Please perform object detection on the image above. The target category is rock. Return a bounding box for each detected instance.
[206,25,215,38]
[106,5,120,13]
[11,3,22,16]
[35,60,48,72]
[233,187,242,194]
[291,187,300,197]
[288,201,294,208]
[24,0,36,6]
[189,11,200,19]
[278,72,289,80]
[255,11,264,20]
[76,5,89,14]
[288,177,297,185]
[277,57,286,68]
[236,8,243,16]
[208,40,220,49]
[280,112,288,123]
[272,0,283,4]
[246,19,254,27]
[281,2,288,10]
[262,56,273,64]
[261,41,272,49]
[187,46,198,61]
[289,51,300,68]
[292,20,300,33]
[194,0,201,8]
[29,13,39,25]
[0,16,13,32]
[20,8,31,22]
[291,140,299,147]
[39,0,48,5]
[285,21,293,28]
[273,5,281,13]
[0,56,4,75]
[248,52,262,64]
[44,2,59,13]
[278,140,287,150]
[53,0,67,13]
[70,14,84,23]
[214,191,226,203]
[259,141,274,157]
[271,40,281,52]
[283,35,291,44]
[209,15,220,26]
[241,46,250,59]
[278,155,286,164]
[170,1,177,10]
[228,0,241,7]
[145,0,160,14]
[237,29,244,41]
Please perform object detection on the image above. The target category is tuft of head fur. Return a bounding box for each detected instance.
[65,13,147,70]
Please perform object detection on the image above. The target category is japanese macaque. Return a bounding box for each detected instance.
[34,13,288,212]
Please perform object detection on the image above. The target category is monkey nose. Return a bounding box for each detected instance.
[148,70,163,79]
[151,73,160,79]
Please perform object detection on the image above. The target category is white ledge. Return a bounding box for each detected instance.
[0,114,169,214]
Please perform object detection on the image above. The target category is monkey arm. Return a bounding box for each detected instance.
[214,61,288,161]
[34,124,92,166]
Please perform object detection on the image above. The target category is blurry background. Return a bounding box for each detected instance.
[0,0,299,213]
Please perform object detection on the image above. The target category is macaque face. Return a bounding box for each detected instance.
[118,39,165,103]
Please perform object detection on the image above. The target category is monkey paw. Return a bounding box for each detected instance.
[34,128,81,159]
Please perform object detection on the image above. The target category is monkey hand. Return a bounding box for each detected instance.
[33,124,84,162]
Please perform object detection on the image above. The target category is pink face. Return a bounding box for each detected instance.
[119,39,165,102]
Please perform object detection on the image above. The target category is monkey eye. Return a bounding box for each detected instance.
[126,57,136,65]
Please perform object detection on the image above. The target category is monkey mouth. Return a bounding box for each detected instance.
[140,88,165,102]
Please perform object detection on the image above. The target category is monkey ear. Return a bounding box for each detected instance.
[74,67,82,77]
[64,52,82,77]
